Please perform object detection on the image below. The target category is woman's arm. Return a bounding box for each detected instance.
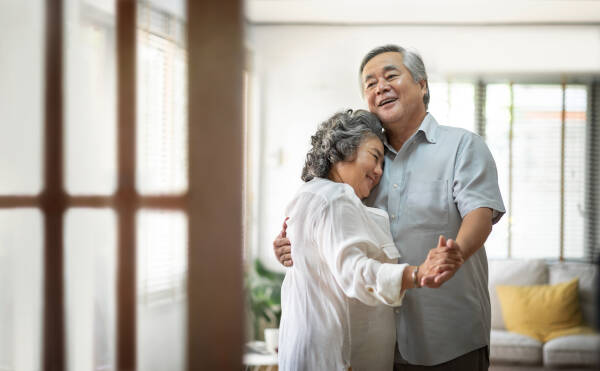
[318,196,461,306]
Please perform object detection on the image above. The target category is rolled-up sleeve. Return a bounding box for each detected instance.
[316,195,408,307]
[453,133,506,224]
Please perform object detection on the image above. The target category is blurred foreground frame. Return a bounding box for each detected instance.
[187,1,244,371]
[7,0,246,370]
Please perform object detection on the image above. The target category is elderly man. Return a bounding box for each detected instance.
[274,45,505,370]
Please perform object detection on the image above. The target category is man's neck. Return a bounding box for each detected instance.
[385,112,427,152]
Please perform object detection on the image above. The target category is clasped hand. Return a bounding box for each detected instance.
[418,235,464,288]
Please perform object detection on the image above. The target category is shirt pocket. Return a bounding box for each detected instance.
[404,179,449,230]
[364,207,400,260]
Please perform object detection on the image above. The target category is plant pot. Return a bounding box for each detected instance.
[264,328,279,353]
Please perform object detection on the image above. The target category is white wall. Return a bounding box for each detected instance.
[246,24,600,271]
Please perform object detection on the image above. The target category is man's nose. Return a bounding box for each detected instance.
[376,79,390,94]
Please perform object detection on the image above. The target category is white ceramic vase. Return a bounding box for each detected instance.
[264,328,279,353]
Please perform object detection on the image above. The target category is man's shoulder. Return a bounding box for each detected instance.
[421,114,475,142]
[435,125,487,150]
[436,124,476,138]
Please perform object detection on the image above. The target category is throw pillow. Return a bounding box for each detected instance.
[496,278,594,342]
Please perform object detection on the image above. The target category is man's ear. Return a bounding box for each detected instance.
[419,79,428,95]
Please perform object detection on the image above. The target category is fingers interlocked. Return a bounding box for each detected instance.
[420,235,464,288]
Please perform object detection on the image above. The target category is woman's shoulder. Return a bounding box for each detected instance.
[303,178,361,205]
[286,178,358,215]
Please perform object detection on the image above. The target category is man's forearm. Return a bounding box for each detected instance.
[456,207,493,261]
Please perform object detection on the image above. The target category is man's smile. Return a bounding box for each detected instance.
[378,97,397,107]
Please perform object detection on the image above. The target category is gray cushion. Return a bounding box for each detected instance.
[543,333,600,367]
[549,262,598,327]
[488,259,548,329]
[490,329,543,364]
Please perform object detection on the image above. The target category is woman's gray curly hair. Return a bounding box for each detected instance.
[301,109,385,182]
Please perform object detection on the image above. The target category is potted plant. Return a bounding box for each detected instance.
[245,258,285,345]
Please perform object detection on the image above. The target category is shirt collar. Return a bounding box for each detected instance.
[418,113,438,144]
[382,135,397,154]
[382,113,438,154]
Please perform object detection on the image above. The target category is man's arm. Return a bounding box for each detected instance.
[428,207,493,286]
[432,132,505,284]
[453,207,493,260]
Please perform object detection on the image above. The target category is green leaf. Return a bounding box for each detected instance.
[245,258,286,332]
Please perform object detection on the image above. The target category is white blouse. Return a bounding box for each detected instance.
[278,178,409,371]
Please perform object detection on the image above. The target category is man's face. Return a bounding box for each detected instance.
[361,52,427,127]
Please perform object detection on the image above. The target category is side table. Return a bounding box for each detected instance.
[243,341,278,371]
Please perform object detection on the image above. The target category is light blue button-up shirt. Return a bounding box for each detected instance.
[366,113,506,366]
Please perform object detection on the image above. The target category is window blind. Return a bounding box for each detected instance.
[482,83,588,259]
[585,82,600,260]
[511,85,563,258]
[483,84,511,258]
[136,3,188,303]
[137,211,187,305]
[563,85,587,259]
[387,81,591,259]
[137,4,188,195]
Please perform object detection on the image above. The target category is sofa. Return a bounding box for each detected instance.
[488,259,599,368]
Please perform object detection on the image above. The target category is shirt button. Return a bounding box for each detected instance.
[368,287,374,293]
[395,308,401,314]
[391,214,396,219]
[393,183,398,188]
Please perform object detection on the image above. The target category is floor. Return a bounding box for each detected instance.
[490,364,598,371]
[244,364,597,371]
[246,365,597,371]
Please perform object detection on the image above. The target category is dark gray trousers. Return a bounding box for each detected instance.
[394,346,489,371]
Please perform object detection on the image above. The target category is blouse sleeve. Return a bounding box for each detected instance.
[315,193,408,307]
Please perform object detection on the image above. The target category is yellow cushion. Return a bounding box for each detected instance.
[496,278,594,342]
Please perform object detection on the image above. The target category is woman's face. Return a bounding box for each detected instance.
[330,136,384,199]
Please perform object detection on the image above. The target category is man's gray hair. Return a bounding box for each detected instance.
[301,109,385,182]
[359,44,430,109]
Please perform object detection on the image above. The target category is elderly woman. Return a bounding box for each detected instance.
[278,109,460,371]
